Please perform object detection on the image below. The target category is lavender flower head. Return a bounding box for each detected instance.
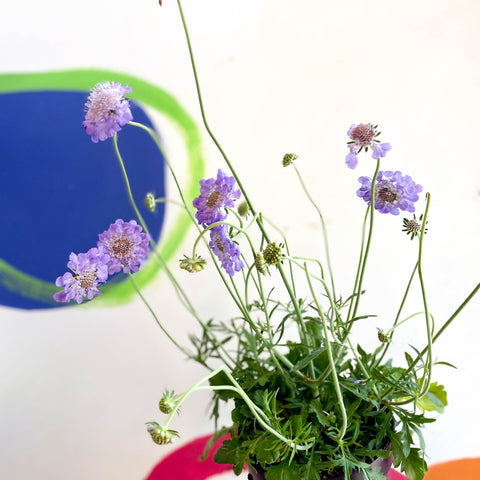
[209,225,244,276]
[193,169,241,227]
[346,123,391,169]
[53,247,109,304]
[357,170,423,215]
[83,82,133,143]
[97,219,150,274]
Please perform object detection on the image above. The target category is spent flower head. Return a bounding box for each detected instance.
[97,219,150,275]
[193,169,241,227]
[146,422,179,445]
[53,247,109,304]
[83,82,133,143]
[357,170,423,215]
[402,214,427,240]
[346,123,391,169]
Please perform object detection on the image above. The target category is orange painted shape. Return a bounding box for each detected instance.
[425,458,480,480]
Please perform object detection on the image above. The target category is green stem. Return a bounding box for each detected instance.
[163,366,315,450]
[293,164,336,301]
[305,263,347,441]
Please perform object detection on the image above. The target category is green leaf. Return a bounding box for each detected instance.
[213,438,249,476]
[401,448,428,480]
[265,462,300,480]
[256,435,280,464]
[417,382,448,413]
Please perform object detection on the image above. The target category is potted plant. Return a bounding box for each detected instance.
[52,2,479,479]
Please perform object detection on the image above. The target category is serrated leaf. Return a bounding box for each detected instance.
[402,448,428,480]
[256,435,280,464]
[417,382,448,413]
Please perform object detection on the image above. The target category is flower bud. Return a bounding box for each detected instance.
[179,255,207,273]
[254,252,268,275]
[144,193,156,212]
[159,391,176,414]
[237,201,249,217]
[377,329,390,344]
[146,422,179,445]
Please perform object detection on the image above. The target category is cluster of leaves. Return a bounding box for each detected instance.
[196,300,447,480]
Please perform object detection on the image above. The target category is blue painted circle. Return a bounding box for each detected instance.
[0,91,165,309]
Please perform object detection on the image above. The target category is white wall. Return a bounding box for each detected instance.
[0,1,479,479]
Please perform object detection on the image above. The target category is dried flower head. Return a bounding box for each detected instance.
[97,219,150,274]
[402,214,427,240]
[193,169,241,227]
[357,171,423,215]
[282,153,298,167]
[263,242,283,266]
[83,82,133,143]
[53,247,109,304]
[179,255,207,273]
[346,123,391,169]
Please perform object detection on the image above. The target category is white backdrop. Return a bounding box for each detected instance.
[1,1,479,479]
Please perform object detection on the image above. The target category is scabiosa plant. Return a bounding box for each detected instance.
[53,247,109,304]
[209,225,244,276]
[97,219,151,275]
[193,169,241,227]
[83,82,133,143]
[346,123,391,169]
[357,170,423,215]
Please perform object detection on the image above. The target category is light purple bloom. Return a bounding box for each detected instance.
[357,170,423,215]
[193,169,241,227]
[97,219,150,274]
[209,225,244,276]
[53,247,109,304]
[83,82,133,143]
[346,123,391,169]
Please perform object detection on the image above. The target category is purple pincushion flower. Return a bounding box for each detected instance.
[83,82,133,143]
[97,219,151,274]
[53,247,109,304]
[346,123,391,169]
[193,169,241,227]
[209,225,244,276]
[357,170,423,215]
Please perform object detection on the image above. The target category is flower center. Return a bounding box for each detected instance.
[406,219,421,233]
[377,187,397,204]
[111,235,133,259]
[78,270,96,289]
[206,190,222,208]
[351,124,376,146]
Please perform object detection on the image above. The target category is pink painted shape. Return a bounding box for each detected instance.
[144,434,410,480]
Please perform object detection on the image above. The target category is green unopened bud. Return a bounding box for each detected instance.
[144,193,156,212]
[146,422,179,445]
[282,153,298,167]
[377,329,390,344]
[179,255,207,273]
[159,390,177,414]
[237,201,249,217]
[254,252,268,275]
[263,242,283,266]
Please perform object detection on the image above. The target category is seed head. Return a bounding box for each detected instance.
[263,242,283,266]
[159,390,177,414]
[146,422,179,445]
[254,252,268,275]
